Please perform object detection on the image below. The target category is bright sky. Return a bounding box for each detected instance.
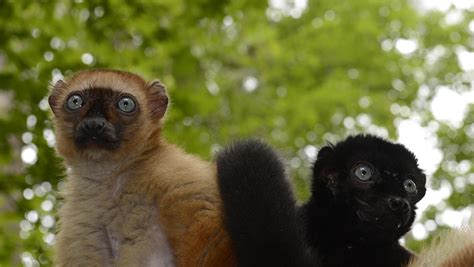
[397,0,474,239]
[417,0,474,12]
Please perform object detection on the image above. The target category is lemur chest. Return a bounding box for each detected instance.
[98,192,175,266]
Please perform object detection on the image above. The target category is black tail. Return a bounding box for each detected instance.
[216,139,318,267]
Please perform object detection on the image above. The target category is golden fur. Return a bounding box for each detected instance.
[50,70,235,266]
[409,215,474,267]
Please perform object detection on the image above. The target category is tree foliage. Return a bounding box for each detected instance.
[0,0,472,265]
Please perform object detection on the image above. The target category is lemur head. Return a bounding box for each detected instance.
[48,69,168,163]
[312,134,426,241]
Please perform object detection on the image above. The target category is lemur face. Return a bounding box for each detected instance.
[62,88,139,151]
[48,70,168,162]
[313,135,426,240]
[347,159,426,239]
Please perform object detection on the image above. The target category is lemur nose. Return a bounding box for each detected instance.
[82,118,106,135]
[388,197,409,212]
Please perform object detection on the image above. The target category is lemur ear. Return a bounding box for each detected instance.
[313,146,335,174]
[313,145,334,173]
[48,80,67,116]
[312,145,338,192]
[147,80,168,119]
[317,145,335,160]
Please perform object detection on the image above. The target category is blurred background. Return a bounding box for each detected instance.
[0,0,473,266]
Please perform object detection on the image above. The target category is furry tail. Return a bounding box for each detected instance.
[216,139,317,267]
[408,214,474,267]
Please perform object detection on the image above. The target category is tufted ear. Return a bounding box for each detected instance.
[147,80,168,119]
[48,80,67,116]
[311,145,338,192]
[316,145,334,161]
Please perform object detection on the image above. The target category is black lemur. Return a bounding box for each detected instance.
[217,135,427,267]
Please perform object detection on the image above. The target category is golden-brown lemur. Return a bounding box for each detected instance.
[48,69,235,266]
[408,216,474,267]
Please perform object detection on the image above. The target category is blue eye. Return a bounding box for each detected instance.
[403,179,417,194]
[354,163,373,181]
[117,97,136,113]
[66,94,84,111]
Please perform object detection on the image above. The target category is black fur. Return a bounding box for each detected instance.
[217,135,427,267]
[217,139,317,267]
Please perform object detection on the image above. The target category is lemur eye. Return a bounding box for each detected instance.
[353,163,373,181]
[117,97,136,113]
[403,179,417,194]
[66,94,84,111]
